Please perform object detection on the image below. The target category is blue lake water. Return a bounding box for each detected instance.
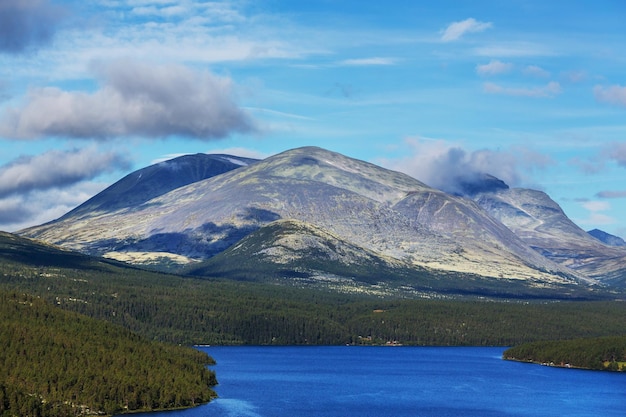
[131,346,626,417]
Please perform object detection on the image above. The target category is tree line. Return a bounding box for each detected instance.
[503,336,626,371]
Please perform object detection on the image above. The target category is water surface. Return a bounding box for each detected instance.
[131,346,626,417]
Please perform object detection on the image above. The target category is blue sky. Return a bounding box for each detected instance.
[0,0,625,238]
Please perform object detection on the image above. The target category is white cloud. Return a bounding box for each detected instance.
[338,57,397,66]
[581,200,611,212]
[476,60,513,76]
[441,18,492,42]
[576,200,615,226]
[483,81,562,98]
[0,59,257,140]
[594,85,626,107]
[0,181,108,232]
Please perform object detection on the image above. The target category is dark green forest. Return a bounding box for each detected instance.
[503,336,626,371]
[0,290,217,417]
[1,234,626,347]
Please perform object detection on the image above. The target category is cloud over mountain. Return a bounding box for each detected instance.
[379,138,551,195]
[0,60,257,140]
[0,0,66,53]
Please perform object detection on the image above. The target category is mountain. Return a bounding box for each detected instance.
[58,152,258,220]
[464,180,626,285]
[588,229,626,247]
[19,146,610,296]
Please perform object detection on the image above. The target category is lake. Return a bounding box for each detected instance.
[131,346,626,417]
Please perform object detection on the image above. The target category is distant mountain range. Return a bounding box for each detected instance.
[19,147,626,297]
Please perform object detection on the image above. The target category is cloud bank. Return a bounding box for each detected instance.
[0,0,65,53]
[0,60,257,140]
[0,147,131,198]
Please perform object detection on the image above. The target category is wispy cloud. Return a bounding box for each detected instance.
[576,200,616,226]
[473,42,554,57]
[337,57,397,66]
[0,59,257,140]
[523,65,550,78]
[596,190,626,199]
[594,85,626,108]
[476,60,513,76]
[441,18,492,42]
[0,0,67,54]
[483,81,562,98]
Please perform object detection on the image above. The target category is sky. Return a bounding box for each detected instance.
[0,0,625,238]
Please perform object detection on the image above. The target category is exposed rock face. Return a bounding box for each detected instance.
[21,146,625,294]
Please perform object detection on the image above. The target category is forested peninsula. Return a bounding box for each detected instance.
[0,290,217,417]
[503,336,626,371]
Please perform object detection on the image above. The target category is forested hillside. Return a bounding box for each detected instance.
[503,336,626,371]
[1,231,626,348]
[2,250,626,346]
[0,290,217,417]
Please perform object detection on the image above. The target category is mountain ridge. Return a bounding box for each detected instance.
[19,146,624,296]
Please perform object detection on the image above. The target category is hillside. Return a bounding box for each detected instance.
[0,290,216,416]
[19,146,608,298]
[1,231,625,350]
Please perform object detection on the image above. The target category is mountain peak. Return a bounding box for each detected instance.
[56,152,258,220]
[588,229,626,247]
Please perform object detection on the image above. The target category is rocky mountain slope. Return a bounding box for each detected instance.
[467,186,626,284]
[20,146,618,296]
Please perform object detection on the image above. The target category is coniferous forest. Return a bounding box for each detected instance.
[503,336,626,371]
[0,290,217,417]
